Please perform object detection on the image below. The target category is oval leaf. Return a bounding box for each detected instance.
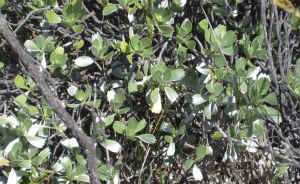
[192,94,207,105]
[61,138,79,149]
[164,87,178,103]
[25,135,46,148]
[192,164,203,181]
[150,88,162,114]
[45,11,61,24]
[167,142,175,156]
[74,56,94,67]
[136,134,156,144]
[101,139,121,153]
[103,3,119,16]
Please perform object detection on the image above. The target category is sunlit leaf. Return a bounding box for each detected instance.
[74,56,94,67]
[101,139,121,153]
[45,11,61,24]
[192,164,203,181]
[136,134,156,144]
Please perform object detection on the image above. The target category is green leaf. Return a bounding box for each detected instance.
[252,119,265,141]
[235,57,246,71]
[62,157,72,174]
[155,8,172,23]
[27,105,39,116]
[192,94,207,105]
[157,25,174,37]
[75,89,85,102]
[4,138,20,157]
[139,37,152,49]
[139,48,153,58]
[25,135,46,148]
[127,117,138,132]
[76,155,87,165]
[119,0,128,8]
[24,40,40,52]
[14,75,27,89]
[169,69,185,81]
[19,160,32,169]
[204,103,212,120]
[99,164,110,181]
[113,121,126,134]
[126,53,133,64]
[173,0,187,7]
[128,82,139,93]
[196,145,213,161]
[214,55,226,68]
[35,35,46,50]
[14,93,27,106]
[221,31,237,47]
[198,19,209,33]
[257,78,270,96]
[247,67,260,79]
[259,105,282,123]
[251,35,264,54]
[0,0,5,8]
[73,165,86,176]
[185,40,196,50]
[74,174,89,182]
[150,88,160,104]
[206,82,223,97]
[253,49,267,60]
[32,148,50,165]
[120,41,131,53]
[213,83,223,97]
[164,87,178,103]
[276,165,287,175]
[103,3,119,16]
[184,159,195,171]
[136,134,156,144]
[45,10,61,24]
[222,45,238,56]
[263,92,278,105]
[72,24,84,34]
[135,119,147,133]
[101,139,121,153]
[38,148,50,160]
[211,131,223,140]
[104,114,115,126]
[150,88,162,114]
[130,35,140,50]
[73,39,84,50]
[50,47,68,67]
[179,19,192,37]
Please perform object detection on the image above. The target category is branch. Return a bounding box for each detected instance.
[0,13,100,184]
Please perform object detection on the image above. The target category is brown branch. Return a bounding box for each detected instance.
[0,13,100,184]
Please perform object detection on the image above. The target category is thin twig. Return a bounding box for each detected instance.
[14,7,50,33]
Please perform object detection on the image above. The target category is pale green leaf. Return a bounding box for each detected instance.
[136,134,156,144]
[45,10,61,24]
[164,87,178,103]
[103,3,119,16]
[196,145,213,161]
[25,135,46,148]
[74,56,94,67]
[101,139,121,153]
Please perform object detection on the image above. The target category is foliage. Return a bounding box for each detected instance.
[1,0,300,183]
